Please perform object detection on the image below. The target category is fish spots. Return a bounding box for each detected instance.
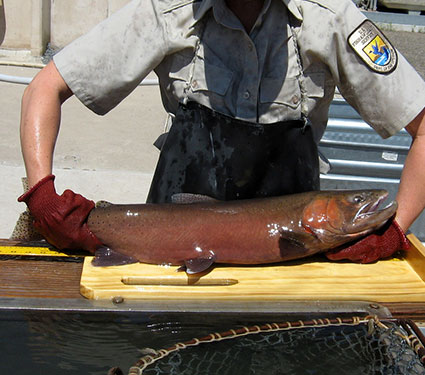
[10,210,44,241]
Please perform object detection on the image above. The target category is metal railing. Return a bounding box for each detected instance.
[353,0,377,11]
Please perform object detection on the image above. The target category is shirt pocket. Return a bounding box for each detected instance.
[260,77,301,109]
[190,59,233,96]
[168,54,233,97]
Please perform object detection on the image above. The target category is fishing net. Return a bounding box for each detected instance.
[115,316,425,375]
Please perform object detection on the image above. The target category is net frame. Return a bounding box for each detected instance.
[108,316,425,375]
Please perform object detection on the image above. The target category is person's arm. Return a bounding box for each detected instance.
[326,107,425,263]
[395,107,425,232]
[20,61,72,187]
[18,61,101,252]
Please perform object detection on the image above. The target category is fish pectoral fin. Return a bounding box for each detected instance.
[279,230,322,258]
[183,253,217,274]
[278,236,322,259]
[279,229,313,247]
[92,247,138,267]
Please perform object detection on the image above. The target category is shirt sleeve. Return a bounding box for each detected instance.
[53,0,169,115]
[301,0,425,138]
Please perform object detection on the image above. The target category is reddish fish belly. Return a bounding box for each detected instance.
[87,200,302,266]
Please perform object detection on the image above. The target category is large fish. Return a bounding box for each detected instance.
[87,190,397,274]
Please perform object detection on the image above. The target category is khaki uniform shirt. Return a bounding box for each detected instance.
[54,0,425,141]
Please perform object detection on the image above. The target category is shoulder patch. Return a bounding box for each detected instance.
[348,20,397,74]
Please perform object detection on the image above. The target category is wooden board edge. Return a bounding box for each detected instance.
[405,233,425,283]
[80,257,96,299]
[79,290,425,303]
[79,284,95,300]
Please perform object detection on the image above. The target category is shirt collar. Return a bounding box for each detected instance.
[282,0,303,20]
[192,0,303,26]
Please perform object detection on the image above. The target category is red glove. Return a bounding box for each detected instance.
[18,174,102,252]
[325,219,410,263]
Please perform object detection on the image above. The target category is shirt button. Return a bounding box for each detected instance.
[291,95,300,104]
[243,90,251,99]
[192,80,198,89]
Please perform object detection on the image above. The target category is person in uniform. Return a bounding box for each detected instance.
[18,0,425,263]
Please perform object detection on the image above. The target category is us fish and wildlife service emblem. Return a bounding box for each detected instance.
[348,20,397,74]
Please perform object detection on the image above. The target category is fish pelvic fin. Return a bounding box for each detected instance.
[181,252,217,274]
[92,247,138,267]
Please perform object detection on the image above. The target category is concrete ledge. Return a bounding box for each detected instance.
[0,49,44,66]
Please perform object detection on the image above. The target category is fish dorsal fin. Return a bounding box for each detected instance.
[171,193,219,204]
[95,200,114,208]
[181,251,217,274]
[92,247,138,267]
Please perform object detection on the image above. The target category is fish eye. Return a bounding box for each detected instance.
[353,195,365,204]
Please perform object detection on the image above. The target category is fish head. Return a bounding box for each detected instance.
[302,189,397,248]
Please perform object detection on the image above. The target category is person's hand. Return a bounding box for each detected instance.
[18,174,102,252]
[325,219,410,263]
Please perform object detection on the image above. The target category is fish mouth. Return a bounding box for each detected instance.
[354,193,393,219]
[350,193,397,232]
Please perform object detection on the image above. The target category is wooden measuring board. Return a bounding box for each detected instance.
[80,234,425,302]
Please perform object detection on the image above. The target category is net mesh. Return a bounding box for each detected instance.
[123,316,425,375]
